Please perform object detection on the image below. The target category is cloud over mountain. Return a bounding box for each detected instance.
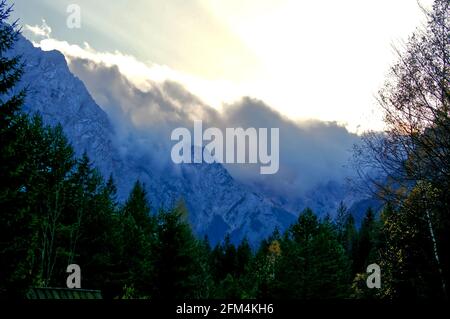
[67,55,360,202]
[27,34,360,204]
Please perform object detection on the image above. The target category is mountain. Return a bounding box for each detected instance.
[10,34,296,246]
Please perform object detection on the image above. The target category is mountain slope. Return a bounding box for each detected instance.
[11,34,295,245]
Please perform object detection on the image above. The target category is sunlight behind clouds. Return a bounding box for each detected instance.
[17,0,434,132]
[32,36,248,113]
[201,0,434,132]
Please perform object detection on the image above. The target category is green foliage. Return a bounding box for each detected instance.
[151,202,212,299]
[266,209,351,299]
[0,1,24,129]
[352,0,450,300]
[352,208,379,274]
[1,0,449,300]
[379,183,447,299]
[0,1,28,298]
[116,180,155,297]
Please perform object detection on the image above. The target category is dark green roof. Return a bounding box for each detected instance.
[27,287,102,299]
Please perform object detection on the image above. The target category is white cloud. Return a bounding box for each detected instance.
[65,51,360,199]
[32,36,246,113]
[17,0,434,133]
[24,19,52,38]
[203,0,434,132]
[23,27,361,201]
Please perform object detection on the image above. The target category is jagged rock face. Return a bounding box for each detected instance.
[12,35,122,178]
[11,34,296,245]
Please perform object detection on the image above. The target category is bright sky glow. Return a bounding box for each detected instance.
[13,0,434,132]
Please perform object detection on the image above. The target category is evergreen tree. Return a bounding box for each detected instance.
[117,180,155,297]
[122,180,153,234]
[236,238,252,277]
[152,202,210,299]
[0,1,24,128]
[62,154,121,294]
[335,202,358,265]
[343,214,358,272]
[0,1,28,297]
[353,208,377,274]
[0,6,77,296]
[335,201,348,237]
[268,208,351,299]
[210,234,237,285]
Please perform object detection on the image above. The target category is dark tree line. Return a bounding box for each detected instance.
[1,0,449,299]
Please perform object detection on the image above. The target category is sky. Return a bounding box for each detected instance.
[11,0,433,132]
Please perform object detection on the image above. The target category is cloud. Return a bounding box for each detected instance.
[28,34,361,202]
[24,19,52,39]
[33,37,245,111]
[219,98,360,198]
[66,56,222,173]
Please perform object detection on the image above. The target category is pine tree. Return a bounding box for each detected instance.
[64,155,122,293]
[0,2,33,297]
[211,233,237,284]
[118,180,155,297]
[0,1,24,128]
[343,214,358,273]
[335,202,358,265]
[335,201,349,245]
[191,235,214,298]
[236,238,252,277]
[152,202,209,299]
[268,208,351,299]
[122,180,153,234]
[353,208,378,274]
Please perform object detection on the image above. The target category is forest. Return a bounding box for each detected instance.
[0,0,449,300]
